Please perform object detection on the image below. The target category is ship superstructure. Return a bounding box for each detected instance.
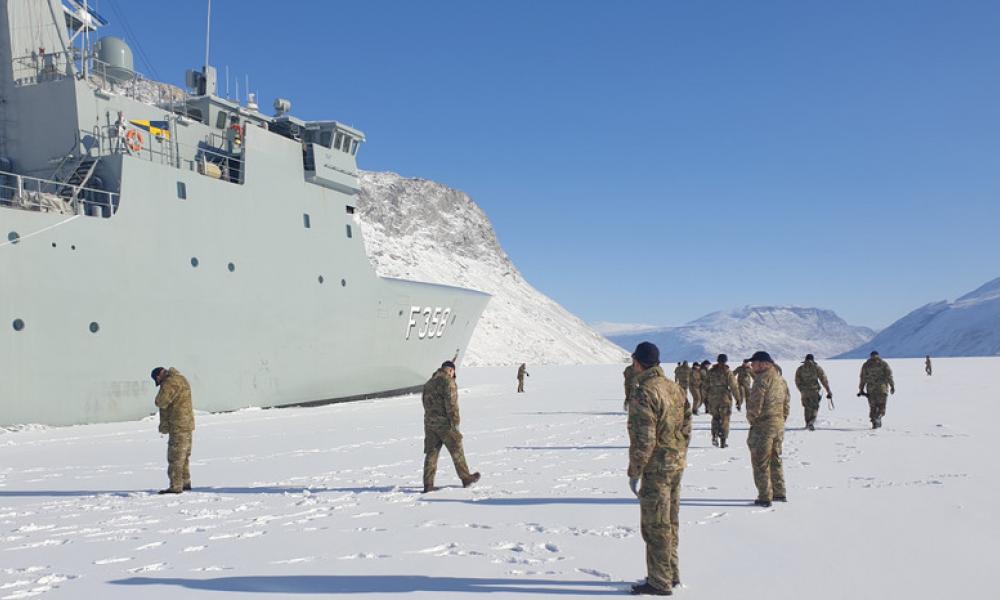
[0,0,489,426]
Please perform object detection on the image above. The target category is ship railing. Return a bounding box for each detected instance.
[10,50,74,86]
[0,169,118,218]
[79,126,245,185]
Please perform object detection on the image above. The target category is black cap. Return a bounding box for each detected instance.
[805,353,815,362]
[631,341,660,368]
[747,351,773,363]
[441,360,456,370]
[717,354,728,364]
[150,367,165,385]
[870,351,879,357]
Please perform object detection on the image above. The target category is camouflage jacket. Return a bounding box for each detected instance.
[627,366,689,479]
[423,368,460,431]
[746,365,790,426]
[860,357,894,394]
[155,368,195,433]
[795,360,829,393]
[517,365,528,380]
[623,365,637,402]
[673,363,691,387]
[705,364,738,404]
[689,368,702,390]
[733,364,754,386]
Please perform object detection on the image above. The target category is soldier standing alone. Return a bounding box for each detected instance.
[733,359,753,412]
[627,342,689,595]
[706,354,739,448]
[794,354,833,431]
[745,351,789,507]
[859,351,895,429]
[516,363,530,393]
[925,355,932,376]
[422,361,481,493]
[151,367,195,495]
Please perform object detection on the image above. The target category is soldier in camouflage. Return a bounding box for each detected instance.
[624,363,637,411]
[705,354,739,448]
[688,362,703,415]
[627,342,688,596]
[151,367,195,494]
[859,351,895,429]
[745,351,789,507]
[422,361,481,493]
[732,359,753,412]
[794,354,832,431]
[925,355,932,376]
[673,361,691,400]
[517,363,529,393]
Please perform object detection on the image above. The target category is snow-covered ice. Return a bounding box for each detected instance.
[0,358,994,598]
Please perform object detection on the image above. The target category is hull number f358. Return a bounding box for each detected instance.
[406,306,452,340]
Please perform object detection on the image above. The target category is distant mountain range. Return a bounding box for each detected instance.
[836,276,1000,358]
[607,306,875,362]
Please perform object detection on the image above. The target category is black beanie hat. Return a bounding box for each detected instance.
[441,360,456,370]
[632,342,660,368]
[717,354,728,364]
[747,351,773,363]
[150,367,165,385]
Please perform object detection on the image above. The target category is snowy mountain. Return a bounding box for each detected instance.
[837,276,1000,358]
[355,171,628,366]
[608,306,875,361]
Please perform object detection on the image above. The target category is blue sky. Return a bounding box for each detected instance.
[99,0,1000,329]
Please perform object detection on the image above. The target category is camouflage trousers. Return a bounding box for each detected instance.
[423,427,472,488]
[690,387,703,414]
[738,383,751,410]
[801,390,821,426]
[867,392,887,422]
[167,431,192,491]
[517,378,525,393]
[639,472,682,590]
[710,403,732,443]
[747,422,785,502]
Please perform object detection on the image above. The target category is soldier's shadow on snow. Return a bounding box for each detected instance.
[422,497,755,507]
[111,575,622,595]
[508,445,629,450]
[515,411,623,416]
[0,486,416,498]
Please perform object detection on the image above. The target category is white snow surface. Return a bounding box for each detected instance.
[588,322,660,337]
[0,358,993,599]
[838,276,1000,358]
[609,306,875,361]
[356,171,627,366]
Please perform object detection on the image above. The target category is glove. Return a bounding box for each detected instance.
[629,477,640,497]
[158,424,168,434]
[826,392,833,400]
[890,387,895,395]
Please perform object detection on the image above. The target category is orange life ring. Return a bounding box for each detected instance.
[125,129,143,152]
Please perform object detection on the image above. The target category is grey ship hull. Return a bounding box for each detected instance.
[1,150,489,426]
[0,1,489,426]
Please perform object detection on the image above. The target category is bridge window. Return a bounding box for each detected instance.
[321,131,333,148]
[351,140,359,156]
[333,132,343,151]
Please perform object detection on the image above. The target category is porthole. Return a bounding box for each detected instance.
[12,318,24,331]
[341,278,347,287]
[318,275,325,284]
[190,257,199,267]
[345,224,352,239]
[7,231,20,244]
[71,245,76,250]
[176,181,187,199]
[227,262,236,272]
[89,322,100,333]
[303,213,311,229]
[345,205,355,214]
[51,242,57,248]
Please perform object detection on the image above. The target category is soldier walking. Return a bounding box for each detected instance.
[688,362,703,415]
[794,354,833,431]
[422,361,481,493]
[925,355,932,376]
[859,351,895,429]
[151,367,195,495]
[733,359,753,412]
[745,351,789,507]
[516,363,530,393]
[705,354,739,448]
[626,342,689,596]
[673,361,691,401]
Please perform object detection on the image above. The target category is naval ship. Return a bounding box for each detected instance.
[0,1,490,426]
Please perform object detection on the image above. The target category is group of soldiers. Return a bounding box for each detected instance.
[622,345,899,595]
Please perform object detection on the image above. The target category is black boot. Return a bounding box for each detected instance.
[157,488,182,495]
[630,582,671,596]
[753,499,772,507]
[462,472,481,488]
